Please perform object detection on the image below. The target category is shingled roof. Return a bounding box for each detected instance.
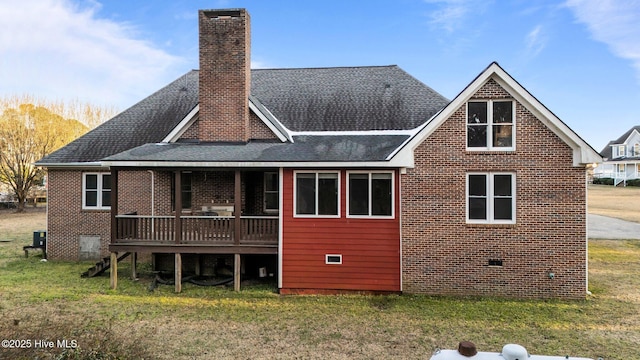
[37,70,200,165]
[37,65,448,166]
[251,66,449,131]
[103,135,410,164]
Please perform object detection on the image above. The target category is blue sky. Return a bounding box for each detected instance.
[1,0,639,151]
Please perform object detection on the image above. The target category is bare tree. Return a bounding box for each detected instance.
[0,96,116,212]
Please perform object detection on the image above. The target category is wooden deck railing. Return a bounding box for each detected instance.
[115,215,278,245]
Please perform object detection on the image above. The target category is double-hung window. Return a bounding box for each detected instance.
[294,171,339,217]
[467,173,515,224]
[83,173,111,210]
[347,172,393,217]
[467,100,514,150]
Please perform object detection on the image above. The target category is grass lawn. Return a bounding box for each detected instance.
[1,186,639,359]
[588,184,640,223]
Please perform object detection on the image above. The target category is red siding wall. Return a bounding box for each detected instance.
[281,169,401,293]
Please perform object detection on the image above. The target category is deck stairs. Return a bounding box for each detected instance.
[82,252,131,278]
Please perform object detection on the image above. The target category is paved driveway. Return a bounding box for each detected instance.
[588,214,640,240]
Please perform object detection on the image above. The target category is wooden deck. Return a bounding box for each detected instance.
[109,215,278,254]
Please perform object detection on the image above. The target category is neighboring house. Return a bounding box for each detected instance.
[594,126,640,186]
[36,8,601,299]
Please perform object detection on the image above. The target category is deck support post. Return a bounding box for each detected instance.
[234,253,241,291]
[110,252,118,289]
[130,252,137,280]
[175,253,182,293]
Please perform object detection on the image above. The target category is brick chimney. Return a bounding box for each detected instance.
[198,9,251,142]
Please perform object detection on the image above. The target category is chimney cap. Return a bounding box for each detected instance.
[201,8,246,19]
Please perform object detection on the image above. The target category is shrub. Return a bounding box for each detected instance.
[593,177,614,185]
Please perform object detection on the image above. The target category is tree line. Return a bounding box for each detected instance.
[0,95,118,212]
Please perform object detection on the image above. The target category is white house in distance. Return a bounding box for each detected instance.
[594,126,640,186]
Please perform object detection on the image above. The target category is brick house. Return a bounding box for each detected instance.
[36,8,601,298]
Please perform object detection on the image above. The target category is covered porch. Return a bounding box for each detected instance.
[108,167,280,292]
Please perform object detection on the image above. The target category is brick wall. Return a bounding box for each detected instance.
[249,112,279,140]
[401,79,588,299]
[198,9,251,142]
[46,169,152,260]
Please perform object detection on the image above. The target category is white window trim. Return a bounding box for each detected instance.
[263,171,279,213]
[466,99,516,152]
[325,254,343,264]
[466,172,516,224]
[346,170,395,219]
[82,172,111,210]
[293,170,341,218]
[618,145,626,157]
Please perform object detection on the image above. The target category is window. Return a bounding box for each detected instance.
[467,100,514,150]
[171,172,192,211]
[347,172,393,217]
[467,173,515,223]
[83,173,111,210]
[634,144,640,156]
[618,145,626,157]
[294,171,339,216]
[264,172,279,212]
[617,164,625,174]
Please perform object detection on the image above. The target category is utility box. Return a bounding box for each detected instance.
[33,231,46,248]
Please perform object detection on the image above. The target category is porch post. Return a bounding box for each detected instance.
[234,253,241,291]
[110,167,119,243]
[110,252,118,289]
[174,171,182,244]
[130,252,137,280]
[175,253,182,293]
[234,170,241,245]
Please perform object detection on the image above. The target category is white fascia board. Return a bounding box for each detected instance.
[162,105,199,143]
[393,62,602,167]
[101,159,411,169]
[248,101,291,142]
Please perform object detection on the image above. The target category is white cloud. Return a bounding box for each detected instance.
[565,0,640,82]
[525,24,547,57]
[0,0,185,110]
[424,0,490,33]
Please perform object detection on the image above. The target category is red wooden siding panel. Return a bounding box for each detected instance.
[281,169,401,292]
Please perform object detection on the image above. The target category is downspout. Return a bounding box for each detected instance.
[147,170,155,236]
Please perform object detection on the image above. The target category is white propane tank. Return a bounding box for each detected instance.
[501,344,528,360]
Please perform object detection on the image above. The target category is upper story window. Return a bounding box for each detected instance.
[83,173,111,210]
[467,172,515,224]
[347,171,394,218]
[264,171,279,213]
[467,100,514,150]
[634,143,640,157]
[294,171,339,217]
[618,145,626,157]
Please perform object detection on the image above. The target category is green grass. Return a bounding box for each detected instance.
[1,213,639,359]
